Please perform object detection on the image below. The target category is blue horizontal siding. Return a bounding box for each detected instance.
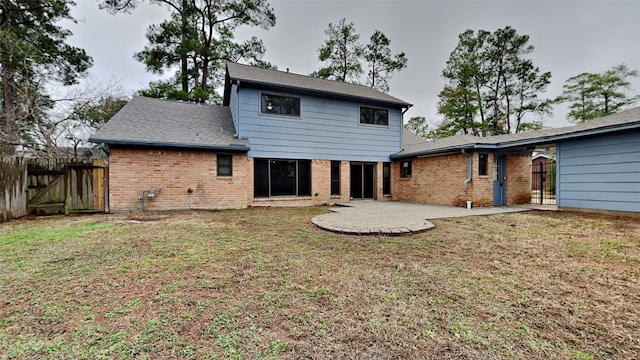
[559,182,639,192]
[559,199,640,213]
[557,129,640,212]
[562,163,640,175]
[561,190,640,202]
[560,151,638,166]
[237,87,403,161]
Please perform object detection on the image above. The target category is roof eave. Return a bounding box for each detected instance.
[492,122,640,148]
[231,77,412,109]
[392,121,640,160]
[88,138,250,152]
[391,144,476,160]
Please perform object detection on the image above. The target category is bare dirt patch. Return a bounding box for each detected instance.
[126,214,170,222]
[1,207,638,359]
[615,221,640,232]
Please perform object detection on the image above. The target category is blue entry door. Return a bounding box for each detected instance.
[493,155,506,205]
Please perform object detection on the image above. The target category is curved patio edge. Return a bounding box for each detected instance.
[311,201,533,236]
[311,202,436,235]
[311,214,435,235]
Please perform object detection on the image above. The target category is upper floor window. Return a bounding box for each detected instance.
[360,107,388,126]
[261,94,300,116]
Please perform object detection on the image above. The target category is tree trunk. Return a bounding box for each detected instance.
[369,56,376,89]
[200,5,214,100]
[503,73,511,133]
[180,0,189,93]
[475,81,485,136]
[2,63,17,155]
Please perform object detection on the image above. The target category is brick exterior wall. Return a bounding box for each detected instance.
[339,161,351,202]
[109,150,384,211]
[108,147,530,211]
[393,153,472,207]
[108,148,251,211]
[470,152,494,207]
[506,154,532,205]
[392,152,531,207]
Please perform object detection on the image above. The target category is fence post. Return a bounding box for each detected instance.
[64,165,71,216]
[0,157,28,221]
[539,161,545,205]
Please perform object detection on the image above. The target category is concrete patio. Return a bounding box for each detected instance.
[311,201,533,235]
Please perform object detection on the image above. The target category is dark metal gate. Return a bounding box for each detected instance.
[531,160,556,205]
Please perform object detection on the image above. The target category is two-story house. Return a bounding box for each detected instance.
[90,62,640,214]
[90,62,412,211]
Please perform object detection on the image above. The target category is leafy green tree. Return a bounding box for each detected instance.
[102,0,276,103]
[364,30,407,93]
[556,64,639,122]
[313,18,364,83]
[436,26,551,137]
[404,116,431,138]
[0,0,92,155]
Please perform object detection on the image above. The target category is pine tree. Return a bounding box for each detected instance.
[557,64,639,122]
[102,0,276,103]
[364,30,407,93]
[437,26,551,137]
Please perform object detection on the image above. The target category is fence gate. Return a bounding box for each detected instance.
[66,161,106,214]
[27,159,107,215]
[531,161,556,205]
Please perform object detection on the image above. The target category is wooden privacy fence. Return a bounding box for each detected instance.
[0,157,28,222]
[66,161,107,214]
[0,157,107,222]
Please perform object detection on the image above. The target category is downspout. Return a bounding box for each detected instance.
[100,143,110,157]
[462,149,472,187]
[400,105,412,155]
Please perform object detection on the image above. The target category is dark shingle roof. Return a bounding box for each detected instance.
[400,128,479,156]
[225,62,412,108]
[89,97,249,151]
[395,106,640,159]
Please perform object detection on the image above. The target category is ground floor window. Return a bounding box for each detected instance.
[254,159,311,197]
[383,162,391,195]
[217,154,232,176]
[331,161,340,195]
[478,153,488,176]
[401,160,412,178]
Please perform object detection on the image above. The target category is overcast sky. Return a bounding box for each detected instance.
[66,0,640,129]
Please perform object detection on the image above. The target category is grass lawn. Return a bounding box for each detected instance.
[1,207,639,359]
